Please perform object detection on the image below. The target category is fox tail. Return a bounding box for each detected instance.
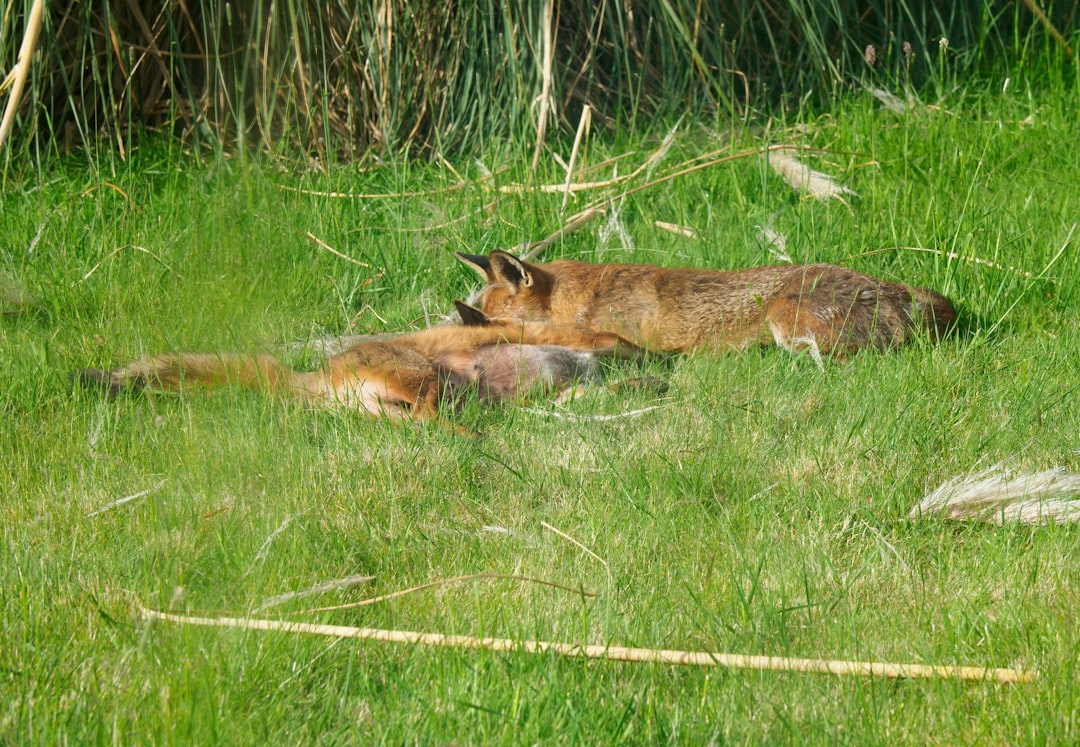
[75,353,316,400]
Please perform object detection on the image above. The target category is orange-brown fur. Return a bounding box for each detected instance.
[76,302,643,423]
[459,251,956,361]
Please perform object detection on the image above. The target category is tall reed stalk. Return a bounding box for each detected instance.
[0,0,1072,164]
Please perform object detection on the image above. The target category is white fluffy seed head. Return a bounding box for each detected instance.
[911,466,1080,525]
[767,150,858,202]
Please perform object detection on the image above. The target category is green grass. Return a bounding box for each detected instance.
[4,70,1080,742]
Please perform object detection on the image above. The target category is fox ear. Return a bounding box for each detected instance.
[454,300,491,326]
[489,250,535,290]
[456,252,492,281]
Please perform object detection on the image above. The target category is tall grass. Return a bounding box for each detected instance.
[0,0,1074,163]
[1,1,1079,742]
[4,72,1080,738]
[2,25,1080,740]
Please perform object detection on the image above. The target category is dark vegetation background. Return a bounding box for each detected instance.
[0,0,1074,163]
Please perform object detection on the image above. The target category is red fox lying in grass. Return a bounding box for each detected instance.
[459,251,956,362]
[76,301,644,424]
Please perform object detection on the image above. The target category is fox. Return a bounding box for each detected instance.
[458,250,957,362]
[75,301,644,424]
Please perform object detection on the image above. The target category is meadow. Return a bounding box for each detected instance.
[3,65,1080,742]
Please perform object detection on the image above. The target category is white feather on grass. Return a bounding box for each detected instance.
[598,196,635,251]
[1,270,40,314]
[767,150,858,203]
[867,87,919,114]
[910,467,1080,525]
[754,224,791,263]
[252,573,375,613]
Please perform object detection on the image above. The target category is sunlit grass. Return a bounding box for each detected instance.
[3,75,1080,742]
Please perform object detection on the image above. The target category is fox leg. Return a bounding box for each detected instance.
[453,299,648,361]
[765,268,943,362]
[764,268,887,363]
[764,297,837,365]
[513,326,646,361]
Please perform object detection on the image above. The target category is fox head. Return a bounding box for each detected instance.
[457,250,553,321]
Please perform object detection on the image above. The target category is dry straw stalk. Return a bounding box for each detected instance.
[0,0,44,154]
[141,607,1037,684]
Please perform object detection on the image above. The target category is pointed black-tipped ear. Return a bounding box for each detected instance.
[456,252,492,280]
[454,300,491,327]
[489,250,534,289]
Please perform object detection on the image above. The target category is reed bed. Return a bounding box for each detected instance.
[0,0,1073,162]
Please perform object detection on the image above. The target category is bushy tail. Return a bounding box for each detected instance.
[76,353,320,400]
